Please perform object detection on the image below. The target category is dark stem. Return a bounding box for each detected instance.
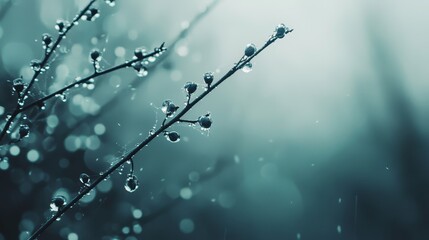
[23,0,97,100]
[186,95,191,105]
[129,158,134,175]
[20,46,164,113]
[0,0,98,144]
[0,45,164,145]
[178,119,198,124]
[63,0,221,135]
[28,28,292,240]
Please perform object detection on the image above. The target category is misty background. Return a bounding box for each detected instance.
[0,0,428,239]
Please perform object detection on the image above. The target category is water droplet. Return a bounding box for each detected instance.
[38,102,46,110]
[134,47,146,59]
[19,124,30,139]
[132,62,148,77]
[165,131,180,143]
[82,8,100,21]
[242,62,253,73]
[148,129,155,136]
[83,82,95,90]
[118,164,125,175]
[161,100,179,117]
[105,0,116,7]
[198,114,212,130]
[55,19,69,34]
[184,82,197,95]
[42,33,53,50]
[30,60,42,71]
[55,93,67,102]
[50,195,67,212]
[148,56,156,62]
[17,98,25,106]
[12,78,25,94]
[244,43,257,57]
[89,49,101,64]
[275,23,290,38]
[203,72,214,86]
[124,174,139,192]
[79,173,90,186]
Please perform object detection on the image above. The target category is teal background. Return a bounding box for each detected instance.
[0,0,428,239]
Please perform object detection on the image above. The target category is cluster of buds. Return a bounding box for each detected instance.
[82,8,100,21]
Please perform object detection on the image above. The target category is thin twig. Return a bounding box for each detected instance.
[20,45,166,112]
[66,0,221,133]
[178,119,198,124]
[0,0,98,144]
[28,27,293,240]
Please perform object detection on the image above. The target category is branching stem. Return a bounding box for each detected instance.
[0,0,98,143]
[28,28,293,240]
[178,119,198,124]
[63,0,221,134]
[0,44,165,144]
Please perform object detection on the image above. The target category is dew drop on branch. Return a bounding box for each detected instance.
[198,114,212,130]
[55,19,69,34]
[30,60,42,71]
[79,173,90,186]
[118,164,125,175]
[242,62,253,73]
[165,131,180,143]
[133,47,147,60]
[82,8,100,21]
[244,43,257,57]
[50,195,67,212]
[132,62,148,77]
[38,102,46,110]
[105,0,116,7]
[184,82,197,95]
[203,72,214,87]
[12,78,25,94]
[148,56,156,62]
[19,124,30,139]
[17,98,25,107]
[275,23,290,39]
[161,100,179,117]
[55,92,68,102]
[124,174,139,192]
[89,49,102,63]
[148,129,155,136]
[42,33,53,50]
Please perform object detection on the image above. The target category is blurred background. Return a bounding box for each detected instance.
[0,0,428,239]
